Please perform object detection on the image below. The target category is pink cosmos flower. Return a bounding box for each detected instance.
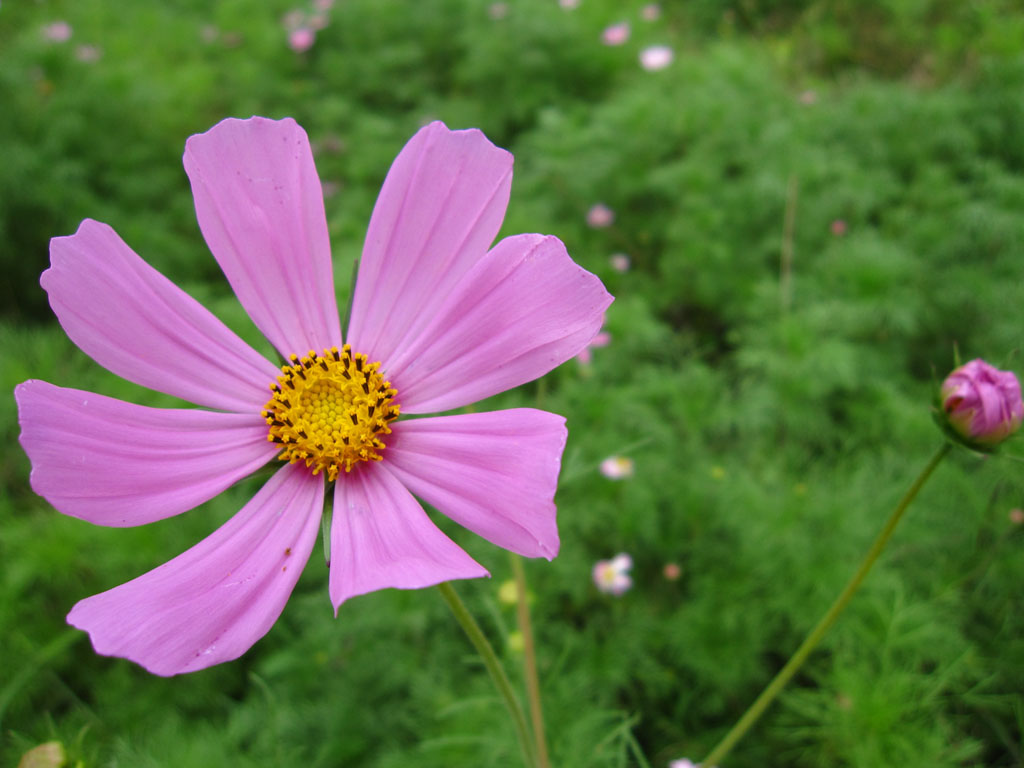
[940,359,1023,446]
[42,21,72,43]
[15,117,612,676]
[288,27,315,52]
[593,554,632,595]
[830,218,847,236]
[639,44,673,71]
[586,203,615,228]
[609,253,630,272]
[601,22,630,46]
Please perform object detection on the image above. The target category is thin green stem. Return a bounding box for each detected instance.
[701,442,952,767]
[511,554,552,768]
[437,581,539,768]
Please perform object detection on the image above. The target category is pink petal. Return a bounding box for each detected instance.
[44,220,280,412]
[346,121,512,366]
[67,465,323,676]
[329,464,488,611]
[386,234,612,413]
[184,117,341,358]
[385,409,565,559]
[16,380,278,526]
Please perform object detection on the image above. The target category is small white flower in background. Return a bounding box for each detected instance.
[639,45,673,71]
[609,253,630,272]
[587,203,615,228]
[600,455,634,480]
[559,0,580,8]
[489,2,509,20]
[593,554,632,595]
[601,22,630,46]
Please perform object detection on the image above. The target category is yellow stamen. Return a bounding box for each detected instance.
[262,345,400,481]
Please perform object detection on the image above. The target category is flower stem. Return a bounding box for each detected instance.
[511,554,552,768]
[437,581,538,768]
[700,441,952,767]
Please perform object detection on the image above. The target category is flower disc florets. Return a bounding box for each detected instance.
[262,345,399,480]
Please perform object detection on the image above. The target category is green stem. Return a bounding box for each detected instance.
[511,554,552,768]
[701,442,952,767]
[437,581,538,768]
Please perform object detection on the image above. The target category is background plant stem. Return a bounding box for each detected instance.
[701,441,953,767]
[437,581,539,768]
[511,553,552,768]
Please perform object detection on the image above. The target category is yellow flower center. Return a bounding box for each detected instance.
[262,345,400,481]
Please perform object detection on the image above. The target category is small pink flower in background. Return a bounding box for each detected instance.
[663,562,681,581]
[489,2,509,19]
[600,455,634,480]
[576,330,610,365]
[830,219,847,236]
[200,25,219,44]
[609,253,630,272]
[15,117,611,675]
[289,27,315,52]
[799,89,818,105]
[940,359,1024,447]
[74,45,102,63]
[310,13,329,30]
[593,554,632,595]
[601,22,630,46]
[559,0,581,9]
[639,44,673,71]
[314,0,335,10]
[671,760,710,768]
[587,203,615,228]
[42,21,72,43]
[1009,509,1024,525]
[641,3,661,20]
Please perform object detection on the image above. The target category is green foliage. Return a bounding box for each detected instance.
[3,0,1024,766]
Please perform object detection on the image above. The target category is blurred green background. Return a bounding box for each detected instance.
[3,1,1024,766]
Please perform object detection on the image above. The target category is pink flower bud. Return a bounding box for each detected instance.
[940,359,1023,447]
